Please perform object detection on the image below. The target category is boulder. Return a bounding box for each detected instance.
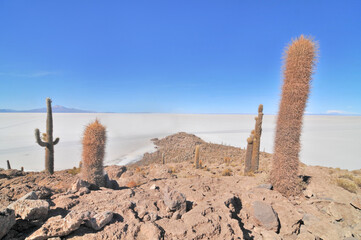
[251,201,279,232]
[137,222,162,240]
[163,189,186,214]
[71,179,90,192]
[0,208,16,239]
[8,199,49,220]
[104,173,119,190]
[27,211,91,240]
[85,211,113,231]
[8,191,38,210]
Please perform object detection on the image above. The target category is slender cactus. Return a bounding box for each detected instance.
[244,134,254,174]
[251,104,264,172]
[162,152,165,165]
[35,98,59,174]
[6,160,11,170]
[270,35,318,196]
[195,145,200,169]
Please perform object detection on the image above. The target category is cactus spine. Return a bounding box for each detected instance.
[35,98,59,174]
[251,104,263,172]
[81,119,107,187]
[244,133,254,174]
[270,35,318,196]
[195,145,200,169]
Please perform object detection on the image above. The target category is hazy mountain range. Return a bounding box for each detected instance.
[0,105,95,113]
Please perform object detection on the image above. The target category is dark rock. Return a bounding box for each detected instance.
[252,201,279,232]
[0,208,16,239]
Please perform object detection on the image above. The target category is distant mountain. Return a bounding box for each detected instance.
[0,105,95,113]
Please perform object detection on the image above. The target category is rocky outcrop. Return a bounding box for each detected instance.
[0,208,16,239]
[0,133,360,240]
[27,210,114,240]
[27,211,89,240]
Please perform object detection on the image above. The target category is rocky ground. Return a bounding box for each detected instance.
[1,132,360,240]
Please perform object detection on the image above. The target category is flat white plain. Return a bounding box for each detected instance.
[0,113,359,171]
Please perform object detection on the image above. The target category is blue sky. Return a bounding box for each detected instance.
[0,1,360,114]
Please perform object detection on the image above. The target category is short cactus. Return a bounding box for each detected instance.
[81,119,107,187]
[270,35,318,196]
[7,160,11,170]
[195,145,200,169]
[244,133,254,174]
[251,104,263,172]
[35,98,59,174]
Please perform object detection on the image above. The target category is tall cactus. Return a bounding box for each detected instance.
[195,145,200,169]
[244,133,254,174]
[161,152,165,165]
[81,119,107,187]
[35,98,59,174]
[251,104,264,172]
[270,35,318,196]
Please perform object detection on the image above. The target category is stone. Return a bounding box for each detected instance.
[327,202,343,221]
[0,208,16,239]
[104,174,119,190]
[137,222,162,240]
[77,187,90,196]
[27,211,91,240]
[85,211,113,231]
[150,184,159,190]
[71,179,90,192]
[8,191,38,209]
[105,165,126,179]
[303,189,314,198]
[163,189,186,214]
[8,199,49,220]
[251,201,279,232]
[257,184,273,190]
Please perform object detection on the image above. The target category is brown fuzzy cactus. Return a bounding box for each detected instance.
[81,119,107,187]
[244,134,254,174]
[251,104,264,172]
[35,98,60,174]
[195,145,200,169]
[270,35,318,196]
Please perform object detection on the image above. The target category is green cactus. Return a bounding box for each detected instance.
[162,152,165,165]
[251,104,263,172]
[270,35,318,196]
[35,98,60,175]
[244,133,254,174]
[195,145,200,169]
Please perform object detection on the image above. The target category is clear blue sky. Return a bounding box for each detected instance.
[1,1,360,114]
